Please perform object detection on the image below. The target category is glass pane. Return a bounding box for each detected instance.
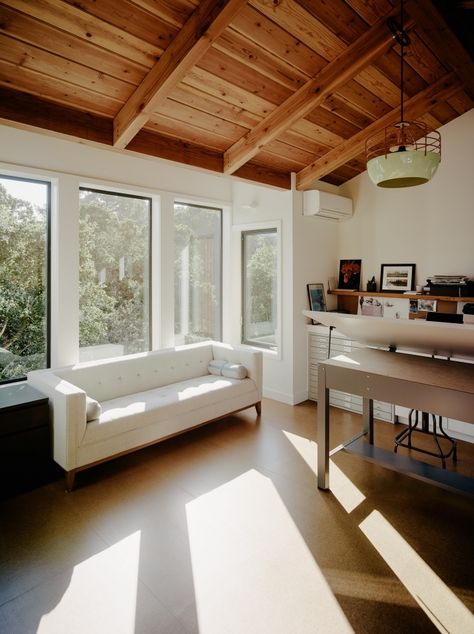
[0,176,49,382]
[242,229,277,350]
[79,189,150,361]
[174,203,222,345]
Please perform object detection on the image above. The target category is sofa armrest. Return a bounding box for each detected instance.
[211,343,262,400]
[27,370,87,471]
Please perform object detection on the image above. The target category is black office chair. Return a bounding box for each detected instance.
[394,311,460,468]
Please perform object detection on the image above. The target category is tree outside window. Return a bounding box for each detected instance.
[242,228,277,351]
[0,177,49,382]
[79,188,151,361]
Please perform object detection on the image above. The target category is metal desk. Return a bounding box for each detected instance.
[317,348,474,493]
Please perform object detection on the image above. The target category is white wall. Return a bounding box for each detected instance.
[338,109,474,289]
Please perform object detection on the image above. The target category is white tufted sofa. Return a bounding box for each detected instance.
[27,341,262,490]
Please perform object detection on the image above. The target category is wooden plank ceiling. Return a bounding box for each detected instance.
[0,0,473,189]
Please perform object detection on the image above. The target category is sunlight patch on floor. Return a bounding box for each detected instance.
[359,511,474,634]
[38,531,141,634]
[186,469,354,634]
[283,430,366,513]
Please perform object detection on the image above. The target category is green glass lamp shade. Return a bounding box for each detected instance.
[367,149,441,188]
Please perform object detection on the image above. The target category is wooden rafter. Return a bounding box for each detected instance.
[406,0,474,100]
[222,7,403,175]
[113,0,247,149]
[295,73,462,190]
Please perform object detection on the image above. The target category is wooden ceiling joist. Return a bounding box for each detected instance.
[222,7,403,175]
[295,73,462,190]
[113,0,247,149]
[0,0,472,189]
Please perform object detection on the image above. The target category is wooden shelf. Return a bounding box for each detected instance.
[328,290,474,302]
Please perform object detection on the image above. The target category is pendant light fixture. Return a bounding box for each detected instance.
[366,0,441,188]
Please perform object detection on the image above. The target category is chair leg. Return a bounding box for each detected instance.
[255,402,261,416]
[65,470,76,492]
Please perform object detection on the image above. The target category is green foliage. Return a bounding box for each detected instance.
[0,183,47,380]
[79,190,150,354]
[246,234,276,324]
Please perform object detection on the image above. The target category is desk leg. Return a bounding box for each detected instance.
[317,366,330,490]
[363,398,374,445]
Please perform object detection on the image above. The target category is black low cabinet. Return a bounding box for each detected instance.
[0,383,60,498]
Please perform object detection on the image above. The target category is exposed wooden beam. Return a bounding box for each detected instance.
[113,0,247,149]
[223,8,404,175]
[407,0,474,100]
[0,87,113,144]
[295,73,462,190]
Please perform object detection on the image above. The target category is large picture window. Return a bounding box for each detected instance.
[242,227,278,351]
[174,203,222,345]
[0,175,50,382]
[79,188,151,361]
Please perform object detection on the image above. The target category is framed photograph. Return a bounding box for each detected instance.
[338,259,361,290]
[380,263,415,292]
[307,283,326,315]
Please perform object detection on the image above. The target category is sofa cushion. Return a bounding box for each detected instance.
[221,362,247,379]
[81,374,257,446]
[208,359,227,376]
[208,360,247,379]
[86,396,102,422]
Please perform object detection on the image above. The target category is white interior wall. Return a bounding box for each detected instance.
[291,181,339,403]
[338,109,474,288]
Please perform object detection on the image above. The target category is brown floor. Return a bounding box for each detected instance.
[1,399,473,633]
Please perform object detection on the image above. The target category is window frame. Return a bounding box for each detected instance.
[240,223,281,354]
[0,174,51,383]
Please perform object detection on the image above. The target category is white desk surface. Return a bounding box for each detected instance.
[324,348,474,397]
[303,310,474,360]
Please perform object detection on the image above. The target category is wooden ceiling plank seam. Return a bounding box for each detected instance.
[407,0,474,99]
[0,4,146,86]
[197,47,292,106]
[4,0,161,68]
[249,0,348,61]
[343,0,394,26]
[223,9,399,174]
[168,84,259,129]
[181,67,277,119]
[59,0,179,50]
[145,118,229,151]
[113,0,248,149]
[0,35,132,102]
[296,73,462,189]
[212,27,310,92]
[128,0,198,30]
[0,60,121,116]
[229,4,327,78]
[321,94,374,130]
[157,97,249,139]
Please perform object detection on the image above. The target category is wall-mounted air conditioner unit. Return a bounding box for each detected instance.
[303,190,353,220]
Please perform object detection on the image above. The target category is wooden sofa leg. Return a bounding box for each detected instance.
[255,402,261,416]
[65,470,76,492]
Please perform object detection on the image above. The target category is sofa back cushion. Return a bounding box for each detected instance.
[57,343,214,402]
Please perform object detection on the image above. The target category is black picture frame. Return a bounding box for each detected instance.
[307,283,326,319]
[338,259,361,290]
[380,263,416,292]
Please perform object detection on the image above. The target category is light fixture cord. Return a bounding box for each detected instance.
[400,0,404,123]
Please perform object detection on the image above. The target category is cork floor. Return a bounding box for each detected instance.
[1,398,473,634]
